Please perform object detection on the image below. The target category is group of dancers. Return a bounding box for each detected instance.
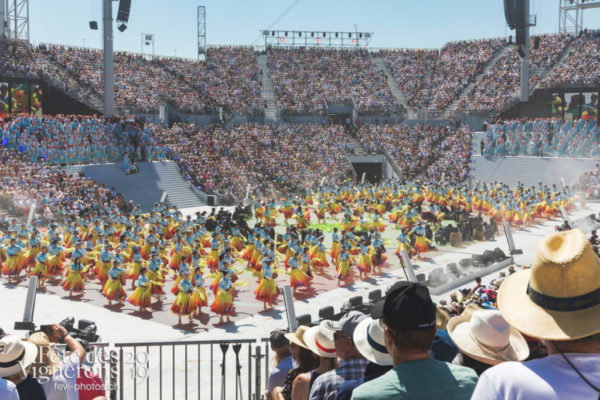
[0,179,576,325]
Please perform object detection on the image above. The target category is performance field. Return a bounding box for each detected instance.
[2,1,600,399]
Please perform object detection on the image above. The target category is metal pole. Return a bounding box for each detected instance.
[103,0,115,117]
[13,0,16,39]
[520,0,530,103]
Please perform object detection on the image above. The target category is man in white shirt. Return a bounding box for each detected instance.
[0,377,20,400]
[472,229,600,399]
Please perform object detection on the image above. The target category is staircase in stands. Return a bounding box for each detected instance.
[373,57,415,118]
[445,45,512,114]
[65,161,206,211]
[257,53,279,122]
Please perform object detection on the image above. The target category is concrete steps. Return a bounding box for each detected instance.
[65,161,206,211]
[470,155,598,187]
[373,57,410,113]
[257,54,278,122]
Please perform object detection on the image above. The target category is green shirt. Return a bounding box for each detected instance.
[351,358,478,400]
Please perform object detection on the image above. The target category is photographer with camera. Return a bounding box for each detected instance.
[28,322,86,400]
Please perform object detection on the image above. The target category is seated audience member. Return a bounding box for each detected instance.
[267,330,294,400]
[472,228,600,399]
[272,326,320,400]
[0,335,46,399]
[448,309,529,376]
[351,282,478,399]
[334,316,394,400]
[309,311,368,400]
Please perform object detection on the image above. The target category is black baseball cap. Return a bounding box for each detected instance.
[269,330,290,349]
[371,282,436,331]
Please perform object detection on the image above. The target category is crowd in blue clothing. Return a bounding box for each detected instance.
[483,118,600,157]
[0,115,164,165]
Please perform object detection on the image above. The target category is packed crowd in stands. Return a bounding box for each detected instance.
[382,38,504,111]
[545,29,600,87]
[483,118,600,157]
[0,39,101,107]
[154,47,264,114]
[0,115,160,164]
[3,31,600,117]
[267,48,400,115]
[457,33,573,112]
[150,122,354,199]
[357,123,472,181]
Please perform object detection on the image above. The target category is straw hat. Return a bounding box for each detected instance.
[284,326,310,350]
[498,229,600,340]
[27,332,60,372]
[353,317,393,366]
[447,310,529,365]
[0,335,38,378]
[303,321,337,358]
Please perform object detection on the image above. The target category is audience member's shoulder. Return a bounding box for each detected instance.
[351,369,397,400]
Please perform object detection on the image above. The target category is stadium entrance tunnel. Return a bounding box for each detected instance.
[352,161,383,184]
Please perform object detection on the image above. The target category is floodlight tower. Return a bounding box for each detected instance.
[197,6,207,62]
[5,0,29,41]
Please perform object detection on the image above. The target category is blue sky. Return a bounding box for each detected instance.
[28,0,600,58]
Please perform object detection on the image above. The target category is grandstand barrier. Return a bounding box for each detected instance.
[425,257,513,296]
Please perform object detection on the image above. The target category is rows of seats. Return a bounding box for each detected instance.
[267,47,400,116]
[382,38,504,111]
[149,122,355,199]
[457,33,573,111]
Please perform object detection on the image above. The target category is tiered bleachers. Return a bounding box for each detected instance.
[357,123,472,181]
[382,38,504,111]
[267,47,400,115]
[156,47,264,114]
[150,123,354,199]
[457,33,573,112]
[544,29,600,87]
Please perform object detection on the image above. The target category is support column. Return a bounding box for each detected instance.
[103,0,115,117]
[520,0,530,103]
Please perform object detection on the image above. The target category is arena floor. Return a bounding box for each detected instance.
[2,202,597,343]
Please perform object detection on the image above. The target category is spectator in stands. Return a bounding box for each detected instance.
[308,311,368,400]
[271,326,320,400]
[472,228,600,399]
[297,322,340,400]
[447,310,529,376]
[0,335,46,400]
[333,316,394,400]
[351,281,478,400]
[267,330,294,400]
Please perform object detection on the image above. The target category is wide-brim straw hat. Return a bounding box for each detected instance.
[284,326,310,350]
[498,229,600,340]
[0,335,38,378]
[447,310,529,366]
[353,317,393,366]
[303,322,337,358]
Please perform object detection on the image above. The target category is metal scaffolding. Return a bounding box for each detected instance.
[559,0,600,35]
[197,6,206,61]
[5,0,29,41]
[262,30,373,49]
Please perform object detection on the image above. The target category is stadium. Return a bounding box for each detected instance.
[0,0,600,399]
